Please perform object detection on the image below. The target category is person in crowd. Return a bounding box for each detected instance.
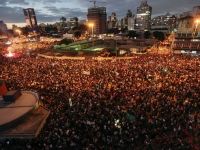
[0,54,199,149]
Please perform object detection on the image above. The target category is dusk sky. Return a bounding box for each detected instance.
[0,0,199,25]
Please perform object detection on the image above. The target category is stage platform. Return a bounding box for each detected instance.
[0,106,50,139]
[0,91,50,139]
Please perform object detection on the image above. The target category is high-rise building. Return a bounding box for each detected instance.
[107,12,118,29]
[126,10,135,31]
[151,13,177,33]
[68,17,78,29]
[128,16,135,31]
[0,20,8,34]
[120,10,135,31]
[172,6,200,52]
[87,6,107,34]
[111,12,117,22]
[193,6,200,16]
[127,10,133,18]
[23,8,37,28]
[177,6,200,36]
[135,0,152,31]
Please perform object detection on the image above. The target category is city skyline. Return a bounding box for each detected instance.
[0,0,199,26]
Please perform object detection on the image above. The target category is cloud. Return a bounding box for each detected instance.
[0,0,199,23]
[0,6,58,23]
[44,6,86,18]
[0,0,29,6]
[148,0,200,16]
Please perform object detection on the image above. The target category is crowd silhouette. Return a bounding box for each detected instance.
[0,54,199,149]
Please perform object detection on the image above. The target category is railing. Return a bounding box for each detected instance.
[173,41,200,50]
[175,33,200,39]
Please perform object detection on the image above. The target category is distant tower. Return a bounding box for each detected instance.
[107,12,118,29]
[135,0,152,31]
[23,8,38,28]
[0,20,8,34]
[68,17,79,29]
[87,4,107,34]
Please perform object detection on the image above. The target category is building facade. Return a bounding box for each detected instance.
[107,12,118,29]
[23,8,37,28]
[135,0,152,31]
[177,6,200,38]
[0,21,8,34]
[68,17,78,29]
[126,10,135,31]
[87,6,107,34]
[151,13,177,33]
[173,6,200,53]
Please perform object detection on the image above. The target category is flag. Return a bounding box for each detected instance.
[0,80,7,96]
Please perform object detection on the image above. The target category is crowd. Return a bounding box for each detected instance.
[0,54,199,149]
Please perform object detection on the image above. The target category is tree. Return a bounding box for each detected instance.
[153,31,165,41]
[127,30,138,39]
[144,31,151,39]
[59,39,73,45]
[73,30,82,39]
[107,28,119,34]
[78,24,88,33]
[121,27,128,33]
[21,26,31,36]
[45,25,58,33]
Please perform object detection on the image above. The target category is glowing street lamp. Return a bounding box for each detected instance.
[193,19,200,37]
[88,23,94,37]
[195,19,200,25]
[193,19,200,79]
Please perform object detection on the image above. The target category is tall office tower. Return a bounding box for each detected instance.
[0,20,8,34]
[111,12,117,22]
[23,8,37,28]
[151,13,177,32]
[128,16,135,31]
[177,6,200,36]
[193,6,200,16]
[68,17,79,29]
[127,10,133,18]
[125,10,135,31]
[107,12,118,29]
[135,0,152,31]
[87,6,107,34]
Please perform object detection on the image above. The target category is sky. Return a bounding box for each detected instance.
[0,0,199,26]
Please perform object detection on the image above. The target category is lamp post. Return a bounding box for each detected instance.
[88,23,94,38]
[88,23,95,50]
[192,19,200,79]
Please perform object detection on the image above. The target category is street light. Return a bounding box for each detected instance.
[190,19,200,50]
[88,23,94,37]
[192,19,200,79]
[194,19,200,36]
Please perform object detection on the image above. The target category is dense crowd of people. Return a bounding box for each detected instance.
[0,54,199,149]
